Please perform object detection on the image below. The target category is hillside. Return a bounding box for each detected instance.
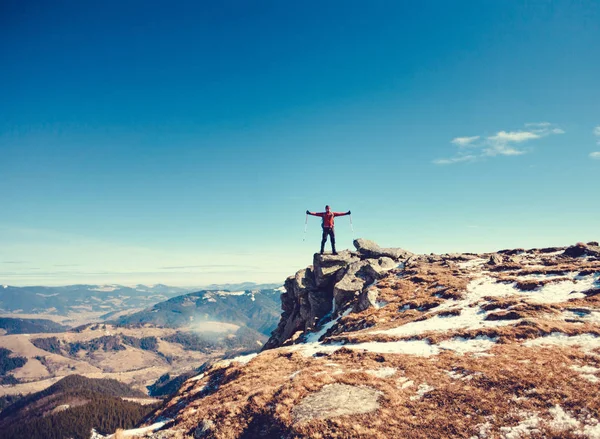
[114,239,600,439]
[0,317,70,335]
[0,323,252,397]
[0,375,158,439]
[113,288,283,336]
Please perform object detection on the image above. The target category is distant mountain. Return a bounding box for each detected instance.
[113,287,284,336]
[0,375,156,439]
[200,282,282,291]
[0,284,192,317]
[0,317,70,335]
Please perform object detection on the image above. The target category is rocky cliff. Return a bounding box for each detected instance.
[102,240,600,439]
[262,239,413,350]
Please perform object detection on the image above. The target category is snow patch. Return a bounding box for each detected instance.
[230,353,258,365]
[410,383,434,400]
[89,285,119,292]
[458,258,487,269]
[469,272,599,304]
[107,420,171,437]
[214,290,246,296]
[305,309,351,343]
[523,332,600,354]
[372,304,514,338]
[365,367,397,378]
[500,412,541,439]
[438,336,498,354]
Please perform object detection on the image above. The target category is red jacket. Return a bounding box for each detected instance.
[308,211,349,228]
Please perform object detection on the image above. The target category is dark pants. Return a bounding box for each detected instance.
[321,227,336,253]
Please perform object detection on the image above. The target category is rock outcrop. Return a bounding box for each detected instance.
[262,240,411,350]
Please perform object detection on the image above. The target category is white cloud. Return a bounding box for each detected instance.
[487,130,540,143]
[590,152,600,160]
[433,155,476,165]
[484,146,526,157]
[594,126,600,136]
[451,136,480,147]
[433,122,564,165]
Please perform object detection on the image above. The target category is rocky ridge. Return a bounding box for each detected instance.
[105,240,600,439]
[262,238,412,350]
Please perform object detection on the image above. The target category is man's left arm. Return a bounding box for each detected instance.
[333,210,351,217]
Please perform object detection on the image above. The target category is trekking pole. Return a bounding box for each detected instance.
[350,214,354,239]
[303,213,308,241]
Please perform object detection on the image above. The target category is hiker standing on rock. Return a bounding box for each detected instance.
[306,205,351,255]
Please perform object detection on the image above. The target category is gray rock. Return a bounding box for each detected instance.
[355,288,379,313]
[353,238,413,260]
[488,254,503,265]
[194,420,215,438]
[443,253,477,261]
[333,274,364,312]
[563,243,600,258]
[306,290,333,330]
[361,257,396,280]
[313,251,359,288]
[292,383,383,422]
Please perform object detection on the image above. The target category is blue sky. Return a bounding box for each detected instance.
[1,0,599,286]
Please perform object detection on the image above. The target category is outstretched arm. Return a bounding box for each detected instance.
[306,210,324,216]
[333,210,351,217]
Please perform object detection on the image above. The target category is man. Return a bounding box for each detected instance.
[306,205,351,255]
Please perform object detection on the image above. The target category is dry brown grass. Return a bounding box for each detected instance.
[139,247,600,438]
[146,340,600,439]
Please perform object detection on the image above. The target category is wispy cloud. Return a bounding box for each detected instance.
[434,122,564,165]
[590,126,600,158]
[158,264,259,270]
[433,155,477,165]
[451,136,480,147]
[487,131,540,143]
[2,261,28,264]
[594,126,600,145]
[525,122,551,128]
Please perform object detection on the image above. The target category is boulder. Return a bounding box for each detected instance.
[333,271,365,313]
[498,248,525,255]
[366,257,397,275]
[563,243,600,258]
[488,254,503,266]
[355,288,379,313]
[313,251,359,288]
[306,290,333,330]
[292,384,383,422]
[353,238,413,260]
[443,253,477,262]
